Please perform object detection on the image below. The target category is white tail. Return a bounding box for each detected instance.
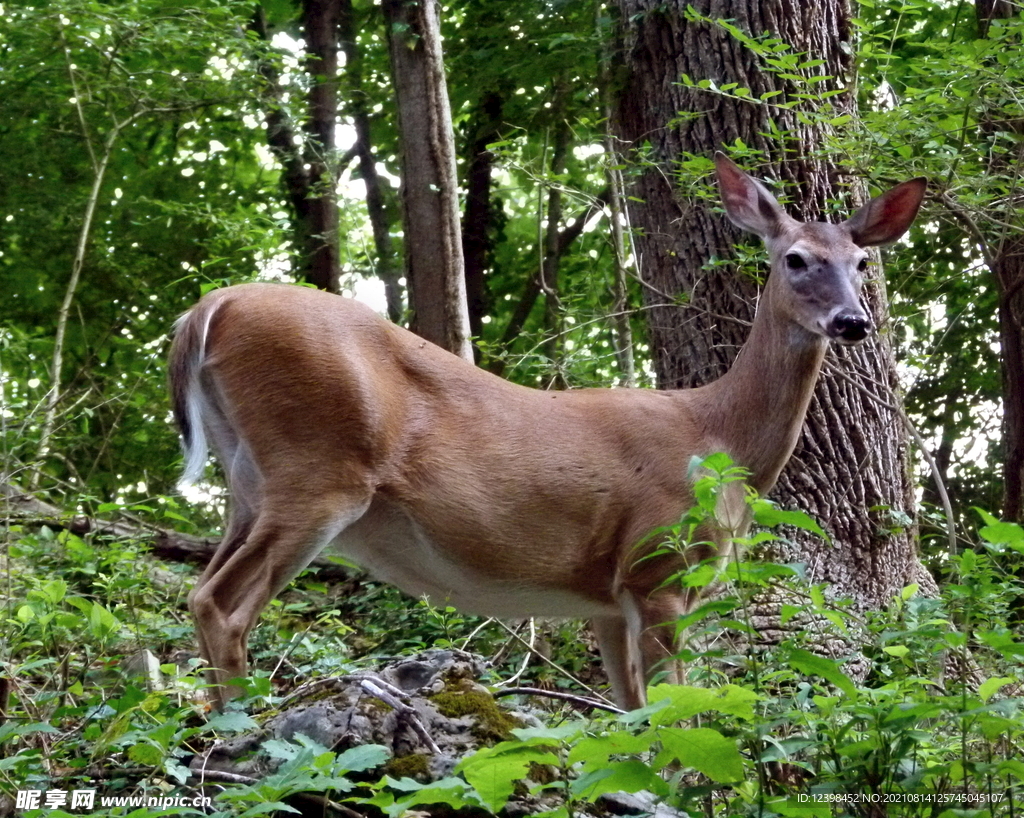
[169,154,926,710]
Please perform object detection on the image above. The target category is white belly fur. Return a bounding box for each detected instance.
[325,497,617,619]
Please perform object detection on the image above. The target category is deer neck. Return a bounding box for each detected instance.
[692,286,828,496]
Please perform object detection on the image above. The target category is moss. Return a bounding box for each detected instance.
[430,683,522,742]
[360,697,394,718]
[384,752,431,782]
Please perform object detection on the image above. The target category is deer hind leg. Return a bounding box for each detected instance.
[190,510,253,683]
[189,489,372,709]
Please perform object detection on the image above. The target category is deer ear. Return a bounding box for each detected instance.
[715,152,789,239]
[845,177,927,247]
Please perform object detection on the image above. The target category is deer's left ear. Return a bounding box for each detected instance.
[845,178,927,247]
[715,152,792,240]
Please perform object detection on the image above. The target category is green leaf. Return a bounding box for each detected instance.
[784,648,857,700]
[509,722,582,743]
[751,500,829,541]
[999,759,1024,781]
[571,760,669,799]
[40,579,68,604]
[979,676,1014,703]
[89,601,120,640]
[656,726,744,782]
[977,511,1024,547]
[165,759,191,785]
[459,745,559,812]
[780,604,802,625]
[568,731,650,767]
[646,684,759,725]
[206,710,259,733]
[238,802,300,816]
[128,742,164,766]
[335,744,390,772]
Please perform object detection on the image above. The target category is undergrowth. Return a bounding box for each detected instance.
[2,469,1024,816]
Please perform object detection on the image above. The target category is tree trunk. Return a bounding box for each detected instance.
[541,86,572,376]
[614,0,933,645]
[300,0,343,292]
[383,0,472,361]
[976,0,1024,522]
[462,92,503,345]
[252,2,342,292]
[995,239,1024,522]
[338,0,403,322]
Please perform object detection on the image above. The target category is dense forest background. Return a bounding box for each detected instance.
[3,0,1024,813]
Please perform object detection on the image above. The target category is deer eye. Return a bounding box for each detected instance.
[785,253,806,270]
[857,258,869,272]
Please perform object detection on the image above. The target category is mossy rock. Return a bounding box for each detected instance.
[383,751,432,782]
[430,681,522,742]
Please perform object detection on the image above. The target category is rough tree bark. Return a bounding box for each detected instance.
[383,0,472,361]
[614,0,937,653]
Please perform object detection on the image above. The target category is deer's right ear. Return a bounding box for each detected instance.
[715,152,789,239]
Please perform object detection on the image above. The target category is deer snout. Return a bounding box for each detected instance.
[829,313,873,344]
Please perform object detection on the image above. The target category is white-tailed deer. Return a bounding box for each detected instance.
[170,154,925,710]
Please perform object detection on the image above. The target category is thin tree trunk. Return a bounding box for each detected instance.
[383,0,472,361]
[494,189,610,376]
[299,0,342,292]
[605,163,636,387]
[36,135,113,481]
[995,237,1024,520]
[614,0,930,647]
[976,0,1024,521]
[252,2,342,292]
[462,92,503,344]
[541,87,572,372]
[599,17,635,387]
[339,0,403,322]
[36,28,147,481]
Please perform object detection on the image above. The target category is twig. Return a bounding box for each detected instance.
[358,679,442,756]
[902,415,958,557]
[492,686,624,714]
[490,619,614,706]
[493,619,536,689]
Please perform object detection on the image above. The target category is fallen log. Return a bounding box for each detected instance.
[0,480,351,581]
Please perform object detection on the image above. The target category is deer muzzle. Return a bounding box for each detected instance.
[829,313,873,344]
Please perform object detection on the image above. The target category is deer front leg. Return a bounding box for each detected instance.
[592,589,688,710]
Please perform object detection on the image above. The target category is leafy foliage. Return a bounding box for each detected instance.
[6,502,1024,814]
[3,0,1024,813]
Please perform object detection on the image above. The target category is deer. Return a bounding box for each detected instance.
[169,153,926,711]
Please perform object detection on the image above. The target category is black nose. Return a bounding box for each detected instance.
[831,314,872,343]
